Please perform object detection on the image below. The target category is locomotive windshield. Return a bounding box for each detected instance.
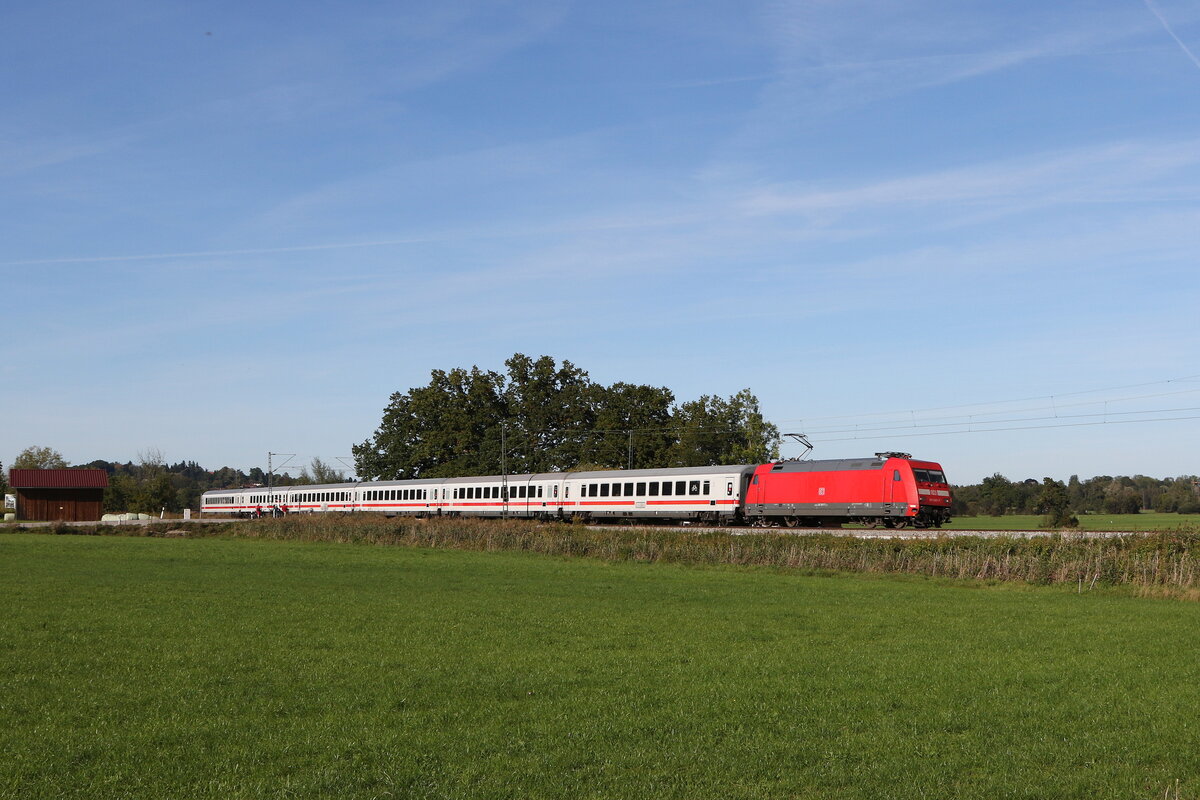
[913,468,947,484]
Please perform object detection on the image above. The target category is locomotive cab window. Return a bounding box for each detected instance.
[894,470,902,481]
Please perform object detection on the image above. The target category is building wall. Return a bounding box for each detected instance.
[16,488,105,522]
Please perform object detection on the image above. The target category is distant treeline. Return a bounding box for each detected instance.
[952,473,1200,517]
[74,459,307,515]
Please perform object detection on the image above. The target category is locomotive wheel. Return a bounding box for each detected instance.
[783,515,800,528]
[892,519,909,529]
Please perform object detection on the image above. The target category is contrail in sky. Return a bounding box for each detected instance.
[1143,0,1200,71]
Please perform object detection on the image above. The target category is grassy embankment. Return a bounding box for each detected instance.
[9,514,1200,594]
[3,532,1200,799]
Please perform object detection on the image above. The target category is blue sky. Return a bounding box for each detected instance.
[3,0,1199,484]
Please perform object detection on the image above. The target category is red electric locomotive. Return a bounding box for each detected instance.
[744,452,951,528]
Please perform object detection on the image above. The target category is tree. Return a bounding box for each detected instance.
[299,457,346,485]
[133,472,176,515]
[0,461,7,495]
[12,446,68,470]
[978,474,1015,516]
[1036,477,1077,528]
[1103,480,1141,514]
[502,354,598,472]
[354,366,508,480]
[586,382,676,469]
[667,389,780,466]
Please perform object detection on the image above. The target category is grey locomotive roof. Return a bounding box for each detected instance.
[765,458,885,473]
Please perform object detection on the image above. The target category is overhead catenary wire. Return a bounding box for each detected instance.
[773,373,1200,427]
[813,413,1200,442]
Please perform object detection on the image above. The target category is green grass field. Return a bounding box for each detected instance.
[945,512,1200,531]
[3,533,1200,799]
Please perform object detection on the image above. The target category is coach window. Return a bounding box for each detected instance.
[676,481,687,495]
[703,481,710,494]
[538,486,543,498]
[586,483,596,496]
[649,481,659,496]
[689,481,700,496]
[610,483,620,496]
[624,482,634,496]
[661,481,671,496]
[600,483,609,497]
[636,482,646,495]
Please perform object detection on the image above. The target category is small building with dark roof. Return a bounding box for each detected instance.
[8,469,109,522]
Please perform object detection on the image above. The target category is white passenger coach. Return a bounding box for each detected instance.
[201,465,755,525]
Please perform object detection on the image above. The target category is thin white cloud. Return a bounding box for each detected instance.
[739,139,1200,221]
[1143,0,1200,71]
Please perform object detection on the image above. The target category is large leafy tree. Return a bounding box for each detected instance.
[353,355,779,479]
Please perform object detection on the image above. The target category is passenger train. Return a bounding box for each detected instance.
[201,453,952,528]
